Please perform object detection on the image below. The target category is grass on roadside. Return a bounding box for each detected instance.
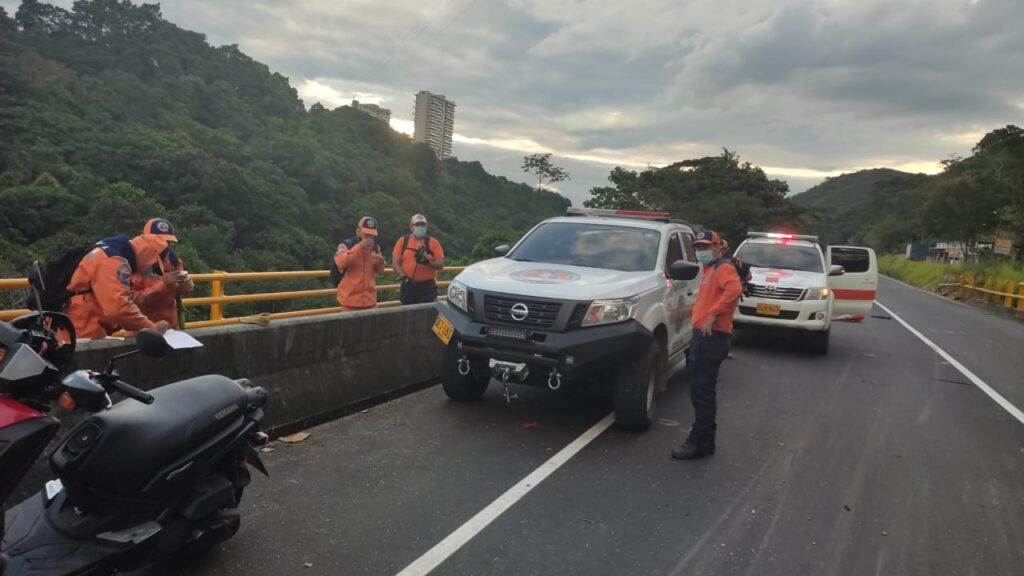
[879,255,1024,292]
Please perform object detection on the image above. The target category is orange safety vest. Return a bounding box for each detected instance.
[334,240,385,309]
[691,259,743,334]
[132,254,185,329]
[392,235,444,282]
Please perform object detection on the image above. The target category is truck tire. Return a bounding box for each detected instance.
[613,339,663,431]
[804,329,830,355]
[441,346,490,400]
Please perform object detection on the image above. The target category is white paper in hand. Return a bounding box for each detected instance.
[164,329,203,349]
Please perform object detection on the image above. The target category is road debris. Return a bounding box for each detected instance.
[522,421,539,430]
[280,431,312,443]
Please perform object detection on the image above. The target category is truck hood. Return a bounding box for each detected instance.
[749,267,826,289]
[454,258,660,301]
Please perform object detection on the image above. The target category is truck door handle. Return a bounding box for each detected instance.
[687,290,694,296]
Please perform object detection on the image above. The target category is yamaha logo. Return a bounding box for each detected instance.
[510,303,529,321]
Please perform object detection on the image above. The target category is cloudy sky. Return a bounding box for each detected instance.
[6,0,1023,204]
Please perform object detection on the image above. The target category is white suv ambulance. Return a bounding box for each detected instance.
[432,208,703,431]
[731,232,878,354]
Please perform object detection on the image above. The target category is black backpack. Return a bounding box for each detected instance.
[329,237,360,287]
[714,256,753,298]
[29,243,98,312]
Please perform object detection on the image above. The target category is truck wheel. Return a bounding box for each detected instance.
[804,329,830,355]
[441,346,490,400]
[613,339,663,431]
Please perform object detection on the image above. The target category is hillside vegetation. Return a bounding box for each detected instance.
[0,0,570,280]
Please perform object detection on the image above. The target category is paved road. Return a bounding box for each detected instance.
[152,276,1024,576]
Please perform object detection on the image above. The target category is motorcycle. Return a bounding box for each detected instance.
[1,263,270,575]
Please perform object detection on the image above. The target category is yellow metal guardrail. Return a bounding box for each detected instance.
[0,267,465,328]
[939,275,1024,313]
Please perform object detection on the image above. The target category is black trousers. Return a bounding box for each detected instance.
[686,330,732,450]
[399,279,438,305]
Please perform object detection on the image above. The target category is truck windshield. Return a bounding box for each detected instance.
[734,243,824,273]
[508,222,661,272]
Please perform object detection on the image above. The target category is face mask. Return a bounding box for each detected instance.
[413,225,427,238]
[695,250,715,264]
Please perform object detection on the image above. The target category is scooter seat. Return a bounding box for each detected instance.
[51,375,251,498]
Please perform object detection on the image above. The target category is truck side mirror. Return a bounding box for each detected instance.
[669,260,701,281]
[494,245,510,257]
[828,265,845,277]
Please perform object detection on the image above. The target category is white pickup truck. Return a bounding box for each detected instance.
[431,208,703,431]
[731,232,879,354]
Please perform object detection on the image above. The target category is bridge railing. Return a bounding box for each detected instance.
[0,267,465,328]
[938,275,1024,313]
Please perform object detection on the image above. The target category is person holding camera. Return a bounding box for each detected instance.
[130,218,193,332]
[335,216,386,311]
[392,214,445,305]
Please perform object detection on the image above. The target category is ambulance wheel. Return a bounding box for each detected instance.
[442,347,490,400]
[613,339,663,431]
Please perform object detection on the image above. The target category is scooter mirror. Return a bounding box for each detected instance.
[136,329,170,358]
[28,261,45,313]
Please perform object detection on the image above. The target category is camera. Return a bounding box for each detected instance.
[415,245,432,265]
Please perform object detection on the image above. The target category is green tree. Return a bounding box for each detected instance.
[522,153,570,192]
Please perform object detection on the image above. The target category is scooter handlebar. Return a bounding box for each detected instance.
[113,380,155,404]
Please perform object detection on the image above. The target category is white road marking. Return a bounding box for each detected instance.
[395,413,616,576]
[875,300,1024,425]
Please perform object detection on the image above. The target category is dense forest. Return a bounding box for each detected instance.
[0,0,570,285]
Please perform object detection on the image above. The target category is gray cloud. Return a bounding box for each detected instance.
[3,0,1022,202]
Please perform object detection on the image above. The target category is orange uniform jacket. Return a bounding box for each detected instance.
[691,259,743,334]
[335,240,385,309]
[392,235,444,282]
[132,254,185,328]
[66,238,162,339]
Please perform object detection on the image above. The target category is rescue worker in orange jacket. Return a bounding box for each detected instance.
[334,216,386,311]
[131,218,193,329]
[65,233,171,339]
[672,229,742,461]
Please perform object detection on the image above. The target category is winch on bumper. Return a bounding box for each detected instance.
[433,301,653,387]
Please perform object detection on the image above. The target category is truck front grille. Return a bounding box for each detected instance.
[747,284,805,301]
[484,296,561,328]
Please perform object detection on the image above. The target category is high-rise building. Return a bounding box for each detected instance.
[351,100,391,123]
[413,91,456,159]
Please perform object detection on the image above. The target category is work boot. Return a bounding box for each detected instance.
[671,443,714,460]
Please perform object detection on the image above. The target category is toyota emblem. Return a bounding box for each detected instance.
[764,285,776,293]
[510,303,529,321]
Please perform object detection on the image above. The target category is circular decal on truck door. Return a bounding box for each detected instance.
[510,269,581,284]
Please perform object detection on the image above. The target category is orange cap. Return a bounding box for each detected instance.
[358,216,379,237]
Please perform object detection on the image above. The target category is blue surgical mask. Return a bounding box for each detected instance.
[413,225,427,239]
[696,250,715,264]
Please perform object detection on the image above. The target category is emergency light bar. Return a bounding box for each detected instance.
[747,231,819,242]
[566,207,672,221]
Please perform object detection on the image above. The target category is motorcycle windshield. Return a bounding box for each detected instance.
[0,343,53,382]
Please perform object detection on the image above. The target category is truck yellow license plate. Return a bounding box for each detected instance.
[756,303,781,316]
[432,314,455,344]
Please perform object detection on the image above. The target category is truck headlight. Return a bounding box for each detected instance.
[581,296,640,327]
[447,281,468,312]
[804,287,830,301]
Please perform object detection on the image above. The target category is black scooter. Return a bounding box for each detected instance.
[2,263,270,575]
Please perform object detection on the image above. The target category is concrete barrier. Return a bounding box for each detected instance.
[69,303,445,435]
[10,304,444,502]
